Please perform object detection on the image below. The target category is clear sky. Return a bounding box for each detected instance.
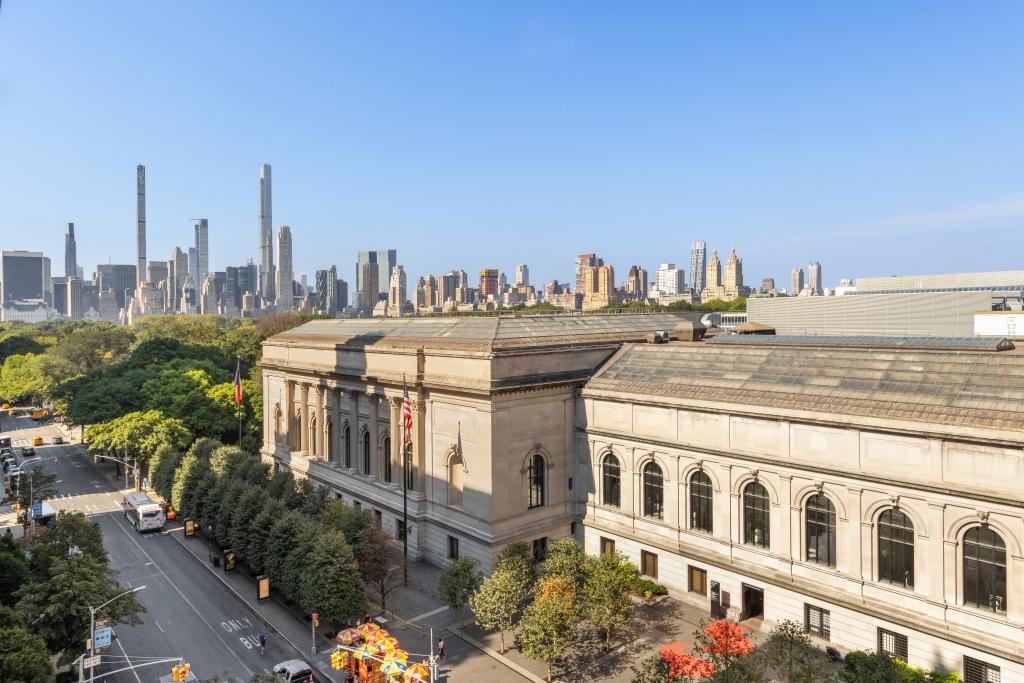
[1,2,1022,291]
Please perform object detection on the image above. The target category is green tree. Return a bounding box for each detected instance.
[0,625,51,683]
[265,511,314,598]
[469,561,531,653]
[206,380,261,446]
[321,499,374,557]
[0,353,50,404]
[85,410,190,488]
[298,532,364,626]
[245,500,282,574]
[541,538,586,589]
[437,557,483,629]
[840,651,959,683]
[358,528,402,614]
[42,323,134,379]
[760,620,834,683]
[172,449,212,518]
[0,535,28,607]
[517,576,579,682]
[582,551,635,650]
[228,486,269,559]
[630,655,675,683]
[150,446,183,501]
[141,367,234,438]
[26,510,105,576]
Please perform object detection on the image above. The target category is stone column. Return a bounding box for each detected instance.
[315,386,325,460]
[331,388,342,465]
[779,475,794,561]
[348,390,361,469]
[926,502,946,601]
[389,397,403,487]
[300,384,310,454]
[413,399,426,492]
[847,487,864,583]
[285,379,295,451]
[368,393,378,479]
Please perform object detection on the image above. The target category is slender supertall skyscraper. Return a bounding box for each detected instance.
[64,223,77,278]
[136,165,147,290]
[690,240,707,293]
[276,225,293,310]
[259,164,275,302]
[194,219,209,285]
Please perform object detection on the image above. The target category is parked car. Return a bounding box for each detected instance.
[22,446,34,457]
[52,436,63,445]
[272,660,315,683]
[31,437,43,446]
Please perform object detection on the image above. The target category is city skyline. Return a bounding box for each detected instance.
[1,4,1022,288]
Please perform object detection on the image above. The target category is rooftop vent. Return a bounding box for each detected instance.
[674,320,706,342]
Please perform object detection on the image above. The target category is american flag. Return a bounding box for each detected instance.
[233,359,243,405]
[402,380,413,445]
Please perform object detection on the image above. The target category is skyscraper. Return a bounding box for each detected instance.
[690,240,707,293]
[575,253,601,292]
[188,247,198,287]
[136,164,146,290]
[515,264,529,286]
[65,223,77,278]
[170,246,188,313]
[791,267,805,296]
[259,164,275,302]
[626,266,648,301]
[359,261,379,316]
[1,252,51,308]
[388,265,407,316]
[194,219,209,285]
[147,261,169,289]
[276,226,293,310]
[808,262,823,296]
[479,269,499,301]
[355,250,397,302]
[316,266,339,316]
[95,263,137,311]
[655,263,684,296]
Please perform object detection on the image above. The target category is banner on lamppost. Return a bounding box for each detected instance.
[184,520,196,537]
[223,549,236,572]
[257,575,270,601]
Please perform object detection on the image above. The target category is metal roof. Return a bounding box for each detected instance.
[269,313,701,352]
[708,335,1015,352]
[587,342,1024,433]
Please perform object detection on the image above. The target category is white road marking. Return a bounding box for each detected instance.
[408,605,449,622]
[114,622,143,683]
[110,517,254,676]
[155,621,165,633]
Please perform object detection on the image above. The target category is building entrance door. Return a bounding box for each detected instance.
[742,584,764,620]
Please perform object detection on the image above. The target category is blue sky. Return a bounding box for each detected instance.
[1,2,1022,290]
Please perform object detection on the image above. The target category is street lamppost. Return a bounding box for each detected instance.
[87,585,146,683]
[17,456,41,541]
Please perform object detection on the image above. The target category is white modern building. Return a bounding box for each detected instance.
[654,263,685,297]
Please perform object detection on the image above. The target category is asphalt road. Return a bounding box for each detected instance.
[0,411,306,682]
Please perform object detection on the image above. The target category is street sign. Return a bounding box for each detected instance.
[31,502,42,519]
[83,655,101,668]
[93,627,113,649]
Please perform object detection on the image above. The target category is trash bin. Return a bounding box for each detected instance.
[210,553,220,568]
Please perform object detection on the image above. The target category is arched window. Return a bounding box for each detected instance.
[642,462,663,520]
[689,471,713,533]
[326,419,334,462]
[528,454,545,509]
[878,509,914,588]
[448,452,463,507]
[743,481,770,549]
[382,437,392,483]
[805,494,837,567]
[343,425,352,468]
[602,454,621,508]
[361,430,371,475]
[309,415,317,456]
[963,527,1007,613]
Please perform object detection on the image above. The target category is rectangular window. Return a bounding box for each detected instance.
[877,628,908,661]
[641,550,659,579]
[600,537,615,557]
[688,565,707,596]
[374,510,382,529]
[353,501,361,509]
[568,477,573,490]
[570,521,577,536]
[804,604,830,641]
[532,537,549,563]
[397,519,406,542]
[964,656,1000,683]
[448,536,459,560]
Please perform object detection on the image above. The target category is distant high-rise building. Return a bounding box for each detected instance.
[316,266,339,316]
[791,268,805,297]
[0,252,51,312]
[136,165,146,290]
[170,247,188,313]
[276,226,294,310]
[761,277,776,293]
[95,263,137,311]
[705,251,722,291]
[701,248,750,303]
[65,223,77,278]
[388,265,407,316]
[479,269,499,301]
[808,262,823,296]
[355,250,397,302]
[690,240,707,293]
[724,249,744,289]
[438,271,461,304]
[575,253,602,293]
[147,261,169,289]
[359,261,379,316]
[52,277,68,317]
[67,278,85,320]
[258,164,275,302]
[194,219,209,285]
[300,273,308,295]
[515,264,529,286]
[582,263,616,310]
[626,266,648,301]
[654,263,684,297]
[335,279,348,313]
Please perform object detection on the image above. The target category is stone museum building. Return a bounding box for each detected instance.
[261,315,1024,680]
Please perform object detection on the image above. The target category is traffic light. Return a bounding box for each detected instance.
[331,651,346,669]
[312,612,320,628]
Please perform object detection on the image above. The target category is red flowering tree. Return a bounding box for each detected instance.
[655,620,760,682]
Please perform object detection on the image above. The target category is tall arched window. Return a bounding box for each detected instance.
[878,509,914,588]
[309,415,318,457]
[343,425,352,468]
[963,526,1007,613]
[448,452,463,507]
[382,437,392,483]
[361,430,371,475]
[326,419,334,462]
[642,462,663,520]
[805,494,837,567]
[528,454,545,509]
[743,481,770,549]
[602,454,621,508]
[689,471,713,533]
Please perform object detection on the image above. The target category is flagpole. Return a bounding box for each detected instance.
[236,356,243,446]
[402,374,409,587]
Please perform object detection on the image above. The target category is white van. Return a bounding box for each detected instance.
[122,492,165,533]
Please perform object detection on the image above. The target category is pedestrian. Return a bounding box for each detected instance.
[257,630,266,655]
[438,638,446,660]
[364,613,371,624]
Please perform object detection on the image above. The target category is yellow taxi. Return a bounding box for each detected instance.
[31,437,43,446]
[1,403,9,409]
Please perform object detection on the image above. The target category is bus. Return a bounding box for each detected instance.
[122,492,166,533]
